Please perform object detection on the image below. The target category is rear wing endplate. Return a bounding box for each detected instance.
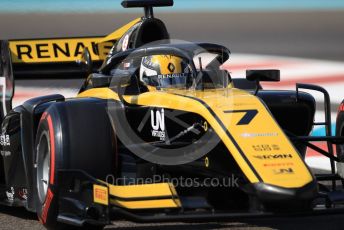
[0,41,14,120]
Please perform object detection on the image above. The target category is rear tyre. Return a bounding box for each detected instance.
[336,104,344,160]
[34,101,115,229]
[336,101,344,178]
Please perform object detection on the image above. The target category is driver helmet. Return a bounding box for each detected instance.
[139,55,191,88]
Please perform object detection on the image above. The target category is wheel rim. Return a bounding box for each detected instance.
[36,131,51,204]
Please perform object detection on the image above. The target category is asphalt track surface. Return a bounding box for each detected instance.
[1,11,344,229]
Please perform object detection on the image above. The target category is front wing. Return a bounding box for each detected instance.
[56,169,344,227]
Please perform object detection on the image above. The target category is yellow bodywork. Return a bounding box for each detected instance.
[93,182,181,209]
[9,18,141,64]
[98,18,142,43]
[79,87,313,189]
[111,199,179,209]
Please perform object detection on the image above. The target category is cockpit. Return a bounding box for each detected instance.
[80,43,232,94]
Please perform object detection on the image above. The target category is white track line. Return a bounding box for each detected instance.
[227,54,344,104]
[13,86,78,107]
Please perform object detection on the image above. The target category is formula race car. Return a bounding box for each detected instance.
[1,0,344,229]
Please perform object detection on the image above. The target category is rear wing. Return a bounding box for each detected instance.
[0,37,115,121]
[0,16,144,121]
[6,16,143,79]
[8,37,115,78]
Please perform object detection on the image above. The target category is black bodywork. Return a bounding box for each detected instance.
[1,0,344,228]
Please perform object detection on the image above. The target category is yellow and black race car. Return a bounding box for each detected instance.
[1,0,344,229]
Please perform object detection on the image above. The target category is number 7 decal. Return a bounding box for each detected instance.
[223,110,258,125]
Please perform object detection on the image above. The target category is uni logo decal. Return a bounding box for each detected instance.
[151,108,166,141]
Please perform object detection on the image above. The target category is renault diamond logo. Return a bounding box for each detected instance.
[168,63,175,72]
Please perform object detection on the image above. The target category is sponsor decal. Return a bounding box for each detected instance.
[122,34,130,51]
[253,154,293,160]
[9,38,113,63]
[157,72,188,79]
[0,151,11,157]
[233,103,256,106]
[205,157,209,168]
[202,121,208,132]
[241,132,278,138]
[5,187,28,202]
[18,188,28,200]
[93,185,109,205]
[263,162,294,167]
[168,62,175,72]
[252,144,280,152]
[151,108,166,141]
[124,62,131,68]
[6,187,14,202]
[273,168,294,175]
[0,134,10,146]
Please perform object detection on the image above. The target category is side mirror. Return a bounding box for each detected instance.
[246,69,280,82]
[245,70,280,95]
[79,73,131,94]
[87,72,131,90]
[89,73,113,88]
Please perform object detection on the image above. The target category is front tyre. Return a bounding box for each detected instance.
[34,101,114,229]
[35,112,60,229]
